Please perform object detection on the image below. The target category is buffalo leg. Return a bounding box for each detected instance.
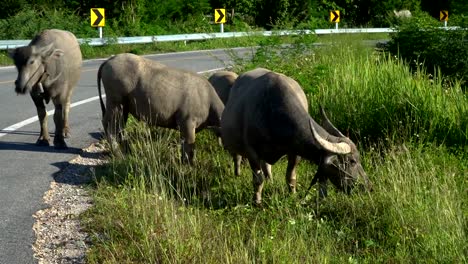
[318,176,328,198]
[120,103,130,152]
[286,154,301,193]
[307,171,328,199]
[233,153,242,176]
[103,105,125,152]
[245,148,264,204]
[63,100,71,138]
[52,99,67,149]
[261,161,272,180]
[180,121,196,165]
[31,94,50,146]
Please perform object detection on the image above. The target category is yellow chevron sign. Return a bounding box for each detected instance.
[90,8,105,27]
[330,10,340,23]
[214,9,226,24]
[440,10,448,21]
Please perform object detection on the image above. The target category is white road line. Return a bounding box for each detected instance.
[0,68,225,138]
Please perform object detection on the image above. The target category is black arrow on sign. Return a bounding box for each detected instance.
[216,9,225,23]
[92,8,103,26]
[332,11,339,22]
[441,11,448,21]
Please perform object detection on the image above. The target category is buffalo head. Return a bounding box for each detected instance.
[308,107,372,196]
[8,43,64,94]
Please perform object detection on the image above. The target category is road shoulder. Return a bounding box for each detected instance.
[32,142,108,263]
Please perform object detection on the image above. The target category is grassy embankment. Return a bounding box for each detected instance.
[82,35,467,263]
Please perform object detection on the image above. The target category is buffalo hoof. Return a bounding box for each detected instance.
[63,127,71,138]
[36,138,50,146]
[252,200,264,208]
[180,155,194,166]
[53,140,68,150]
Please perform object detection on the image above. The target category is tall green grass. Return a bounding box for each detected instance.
[237,37,468,148]
[84,125,466,263]
[83,37,467,263]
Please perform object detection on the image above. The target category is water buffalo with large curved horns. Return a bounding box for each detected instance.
[8,29,82,149]
[220,68,372,204]
[97,53,224,165]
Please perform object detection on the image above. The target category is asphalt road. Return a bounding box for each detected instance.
[0,47,253,264]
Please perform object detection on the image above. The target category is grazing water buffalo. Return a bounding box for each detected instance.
[97,53,224,164]
[8,29,82,149]
[208,70,239,146]
[208,70,238,104]
[219,68,273,177]
[221,68,372,204]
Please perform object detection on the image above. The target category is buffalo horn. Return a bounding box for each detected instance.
[320,105,346,138]
[310,119,351,154]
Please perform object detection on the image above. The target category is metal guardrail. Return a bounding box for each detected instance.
[0,27,461,50]
[0,28,395,50]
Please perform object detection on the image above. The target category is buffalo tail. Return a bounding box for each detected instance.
[97,60,107,116]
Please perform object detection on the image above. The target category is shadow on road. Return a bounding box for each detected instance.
[0,130,41,136]
[50,143,108,186]
[0,141,82,154]
[50,161,94,185]
[89,131,103,141]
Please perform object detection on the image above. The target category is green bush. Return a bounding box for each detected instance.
[0,8,103,39]
[385,13,468,89]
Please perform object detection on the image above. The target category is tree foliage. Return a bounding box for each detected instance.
[385,14,468,89]
[1,0,466,31]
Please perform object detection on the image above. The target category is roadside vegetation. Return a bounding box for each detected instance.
[383,11,468,90]
[82,30,467,263]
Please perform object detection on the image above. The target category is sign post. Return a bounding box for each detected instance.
[440,10,448,27]
[91,8,105,38]
[330,10,340,30]
[214,8,226,33]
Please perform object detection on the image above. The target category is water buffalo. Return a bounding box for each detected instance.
[208,70,238,104]
[97,53,225,165]
[8,29,82,149]
[215,68,271,178]
[221,68,372,204]
[208,70,239,147]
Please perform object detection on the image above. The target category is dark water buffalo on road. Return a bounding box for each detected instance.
[221,68,372,204]
[8,29,82,149]
[97,53,225,165]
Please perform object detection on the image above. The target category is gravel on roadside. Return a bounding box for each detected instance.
[32,142,108,264]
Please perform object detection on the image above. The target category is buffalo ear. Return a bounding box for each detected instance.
[49,49,65,59]
[37,43,64,60]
